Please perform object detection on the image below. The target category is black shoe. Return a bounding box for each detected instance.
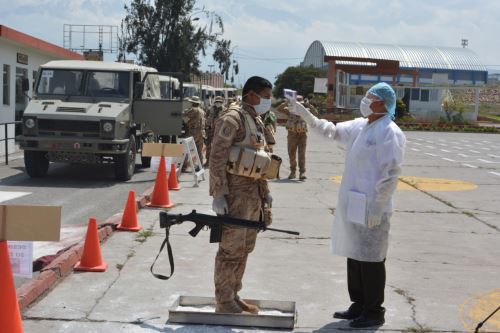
[333,305,362,320]
[349,314,385,328]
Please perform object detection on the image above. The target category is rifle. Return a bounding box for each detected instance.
[151,210,300,280]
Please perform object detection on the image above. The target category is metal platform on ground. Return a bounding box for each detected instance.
[168,296,297,329]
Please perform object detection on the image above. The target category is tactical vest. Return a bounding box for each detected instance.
[226,107,281,179]
[286,113,308,133]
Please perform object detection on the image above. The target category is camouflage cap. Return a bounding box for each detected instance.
[188,96,201,103]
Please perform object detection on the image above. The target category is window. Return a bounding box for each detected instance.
[32,70,38,90]
[15,67,28,121]
[420,89,430,102]
[411,88,420,101]
[3,65,9,105]
[85,71,130,98]
[37,69,83,95]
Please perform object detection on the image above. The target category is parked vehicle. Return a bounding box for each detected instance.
[17,60,183,180]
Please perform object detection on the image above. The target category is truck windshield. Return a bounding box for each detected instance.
[37,69,84,95]
[85,71,130,98]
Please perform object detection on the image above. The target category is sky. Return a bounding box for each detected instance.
[1,0,500,87]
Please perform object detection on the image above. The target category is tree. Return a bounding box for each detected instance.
[442,90,467,124]
[273,66,326,98]
[119,0,238,81]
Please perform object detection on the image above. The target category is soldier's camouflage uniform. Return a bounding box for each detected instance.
[205,104,225,165]
[276,102,318,176]
[182,106,206,162]
[209,104,270,306]
[260,110,277,153]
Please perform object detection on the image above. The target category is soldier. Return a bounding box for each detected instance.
[210,76,276,314]
[182,96,206,164]
[276,95,319,180]
[205,96,226,166]
[260,110,277,153]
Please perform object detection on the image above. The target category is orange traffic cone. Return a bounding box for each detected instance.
[168,163,180,191]
[117,190,142,231]
[74,218,107,272]
[147,156,174,208]
[0,241,23,333]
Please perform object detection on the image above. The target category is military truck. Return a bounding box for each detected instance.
[17,60,183,180]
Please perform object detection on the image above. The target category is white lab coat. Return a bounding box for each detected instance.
[314,115,406,262]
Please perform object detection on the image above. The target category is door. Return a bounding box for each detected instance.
[133,72,184,136]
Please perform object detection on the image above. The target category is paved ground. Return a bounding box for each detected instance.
[15,126,500,332]
[0,151,156,287]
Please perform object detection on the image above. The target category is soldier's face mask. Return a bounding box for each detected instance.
[243,91,271,115]
[215,102,223,108]
[253,94,272,115]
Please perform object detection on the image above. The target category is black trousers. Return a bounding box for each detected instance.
[347,258,386,317]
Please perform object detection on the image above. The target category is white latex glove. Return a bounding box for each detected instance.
[316,119,337,139]
[294,101,318,126]
[367,201,384,229]
[212,196,228,215]
[367,214,382,229]
[265,193,273,208]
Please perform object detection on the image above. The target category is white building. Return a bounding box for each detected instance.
[303,40,487,121]
[0,25,82,156]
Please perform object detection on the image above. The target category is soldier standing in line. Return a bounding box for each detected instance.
[210,76,276,314]
[182,96,206,165]
[205,96,226,166]
[276,95,319,180]
[260,109,277,153]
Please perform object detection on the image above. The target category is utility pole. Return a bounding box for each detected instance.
[208,64,214,87]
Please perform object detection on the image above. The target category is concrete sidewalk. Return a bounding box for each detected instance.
[22,128,500,332]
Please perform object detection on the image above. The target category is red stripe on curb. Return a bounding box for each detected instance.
[16,186,155,311]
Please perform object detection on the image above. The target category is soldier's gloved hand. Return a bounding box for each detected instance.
[294,101,318,127]
[265,193,273,208]
[212,196,228,215]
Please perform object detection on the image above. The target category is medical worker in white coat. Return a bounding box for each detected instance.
[295,82,406,328]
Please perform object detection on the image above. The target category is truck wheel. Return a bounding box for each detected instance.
[141,156,151,168]
[114,135,136,181]
[24,150,49,177]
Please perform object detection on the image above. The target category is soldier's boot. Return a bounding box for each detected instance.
[235,295,260,314]
[299,172,307,180]
[288,171,296,179]
[215,300,250,314]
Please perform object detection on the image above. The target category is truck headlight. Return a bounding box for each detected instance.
[102,122,114,132]
[25,118,36,129]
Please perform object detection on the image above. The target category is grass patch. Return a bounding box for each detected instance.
[135,229,155,243]
[116,263,124,271]
[403,326,433,333]
[462,211,475,218]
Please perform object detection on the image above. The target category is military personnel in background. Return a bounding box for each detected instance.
[210,76,276,314]
[260,110,277,153]
[276,95,319,180]
[205,95,226,166]
[304,97,319,115]
[182,96,206,164]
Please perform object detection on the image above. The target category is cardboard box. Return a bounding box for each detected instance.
[142,143,184,157]
[0,205,61,241]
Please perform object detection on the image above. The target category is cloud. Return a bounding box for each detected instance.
[1,0,498,85]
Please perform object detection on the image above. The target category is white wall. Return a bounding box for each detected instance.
[0,39,69,155]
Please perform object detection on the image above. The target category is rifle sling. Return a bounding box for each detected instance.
[150,224,175,280]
